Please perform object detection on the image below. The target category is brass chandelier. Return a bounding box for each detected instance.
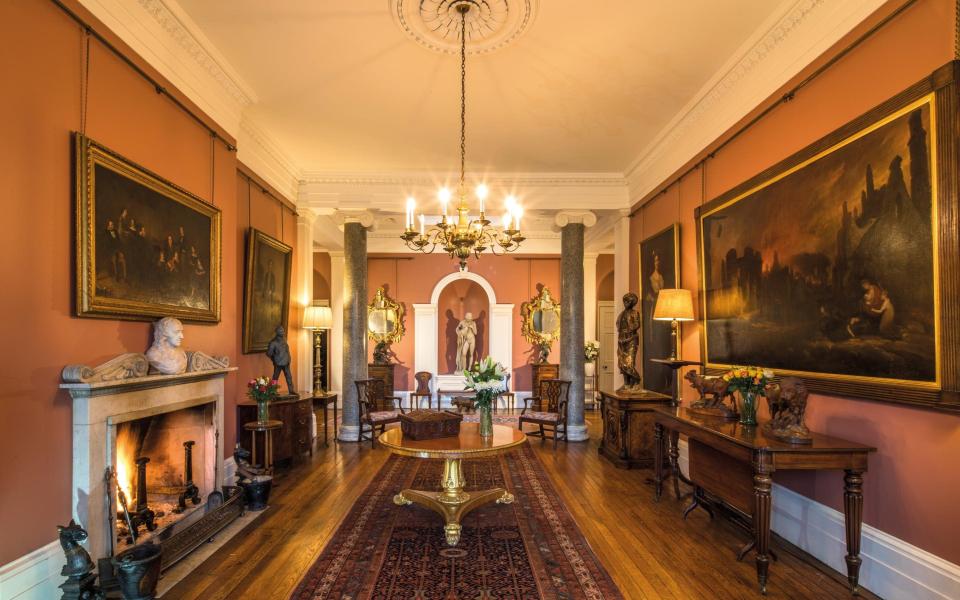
[400,2,524,271]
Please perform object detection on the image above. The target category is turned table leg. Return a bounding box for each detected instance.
[753,467,773,594]
[654,423,664,501]
[669,430,681,500]
[844,469,865,594]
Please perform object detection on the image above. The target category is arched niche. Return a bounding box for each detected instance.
[413,271,513,394]
[437,280,489,374]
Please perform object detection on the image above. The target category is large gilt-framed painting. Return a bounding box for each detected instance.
[697,63,960,411]
[74,134,221,322]
[243,228,292,353]
[640,224,679,394]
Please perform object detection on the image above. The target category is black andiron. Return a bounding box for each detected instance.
[118,457,157,543]
[57,520,105,600]
[175,440,201,513]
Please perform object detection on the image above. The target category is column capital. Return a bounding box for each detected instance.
[333,209,376,231]
[554,210,597,230]
[296,207,319,227]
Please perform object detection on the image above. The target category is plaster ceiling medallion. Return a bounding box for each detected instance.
[391,0,538,55]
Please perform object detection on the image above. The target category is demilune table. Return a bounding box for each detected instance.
[378,423,527,546]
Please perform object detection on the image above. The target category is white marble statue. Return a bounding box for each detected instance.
[146,317,229,375]
[455,312,477,372]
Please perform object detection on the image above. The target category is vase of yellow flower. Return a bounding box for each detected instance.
[464,356,507,438]
[722,366,773,426]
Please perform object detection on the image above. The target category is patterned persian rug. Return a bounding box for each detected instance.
[291,445,623,599]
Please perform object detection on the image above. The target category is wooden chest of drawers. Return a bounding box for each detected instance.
[237,395,312,466]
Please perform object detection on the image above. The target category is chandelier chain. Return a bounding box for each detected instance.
[459,8,467,195]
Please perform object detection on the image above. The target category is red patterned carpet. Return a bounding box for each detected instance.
[291,444,623,599]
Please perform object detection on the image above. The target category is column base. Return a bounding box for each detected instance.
[338,424,360,442]
[566,423,589,442]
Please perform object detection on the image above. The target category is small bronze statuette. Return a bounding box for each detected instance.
[266,326,295,394]
[684,370,739,420]
[57,520,104,600]
[616,292,643,392]
[372,340,399,365]
[764,377,813,444]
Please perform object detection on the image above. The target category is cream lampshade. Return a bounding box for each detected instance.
[653,289,694,361]
[303,306,333,330]
[303,305,333,395]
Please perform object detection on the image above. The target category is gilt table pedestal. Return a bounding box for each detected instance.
[379,423,527,546]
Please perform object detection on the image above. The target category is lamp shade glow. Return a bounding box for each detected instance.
[653,289,695,321]
[303,305,333,330]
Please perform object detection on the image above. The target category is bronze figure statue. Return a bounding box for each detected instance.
[684,369,738,420]
[764,377,813,444]
[266,326,295,394]
[372,340,400,365]
[616,292,643,392]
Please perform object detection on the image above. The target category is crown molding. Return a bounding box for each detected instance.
[78,0,257,135]
[624,0,886,204]
[237,116,301,202]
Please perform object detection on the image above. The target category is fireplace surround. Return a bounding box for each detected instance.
[61,353,237,566]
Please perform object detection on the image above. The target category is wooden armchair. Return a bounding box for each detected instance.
[410,371,433,410]
[518,378,571,448]
[355,378,404,447]
[497,373,516,412]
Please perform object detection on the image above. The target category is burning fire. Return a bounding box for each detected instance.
[115,425,137,508]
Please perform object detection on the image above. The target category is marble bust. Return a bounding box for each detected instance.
[147,317,188,374]
[146,317,229,375]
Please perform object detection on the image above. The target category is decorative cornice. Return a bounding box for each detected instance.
[624,0,886,204]
[300,171,627,187]
[237,116,301,201]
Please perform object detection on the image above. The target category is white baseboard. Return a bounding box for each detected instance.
[677,440,960,599]
[0,541,65,600]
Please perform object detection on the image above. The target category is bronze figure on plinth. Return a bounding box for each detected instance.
[616,293,643,392]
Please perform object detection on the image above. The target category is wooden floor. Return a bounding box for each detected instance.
[164,411,878,600]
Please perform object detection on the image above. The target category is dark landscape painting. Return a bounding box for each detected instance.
[76,135,221,322]
[700,99,937,385]
[640,224,679,394]
[243,229,292,353]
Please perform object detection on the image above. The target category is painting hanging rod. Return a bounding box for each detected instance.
[49,0,237,153]
[630,0,920,218]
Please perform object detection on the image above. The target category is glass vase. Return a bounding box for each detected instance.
[257,398,270,423]
[477,391,494,438]
[739,391,758,426]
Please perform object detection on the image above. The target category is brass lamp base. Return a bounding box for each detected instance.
[392,457,514,546]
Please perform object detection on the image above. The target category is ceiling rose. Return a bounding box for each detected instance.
[391,0,538,55]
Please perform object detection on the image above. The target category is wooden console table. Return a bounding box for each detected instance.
[652,406,875,595]
[597,388,672,468]
[237,395,312,465]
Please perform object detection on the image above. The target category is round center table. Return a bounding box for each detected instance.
[378,423,527,546]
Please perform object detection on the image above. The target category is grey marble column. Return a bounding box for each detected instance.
[339,221,367,441]
[560,222,588,441]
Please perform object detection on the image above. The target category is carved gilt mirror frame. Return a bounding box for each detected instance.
[520,286,561,346]
[367,287,405,344]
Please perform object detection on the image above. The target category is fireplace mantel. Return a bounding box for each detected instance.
[61,362,236,562]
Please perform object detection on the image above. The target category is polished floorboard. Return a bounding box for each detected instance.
[164,410,877,600]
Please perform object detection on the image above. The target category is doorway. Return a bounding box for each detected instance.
[597,301,615,393]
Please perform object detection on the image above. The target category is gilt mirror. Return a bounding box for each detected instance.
[520,286,561,346]
[367,287,405,344]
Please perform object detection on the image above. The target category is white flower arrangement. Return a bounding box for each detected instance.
[584,340,600,362]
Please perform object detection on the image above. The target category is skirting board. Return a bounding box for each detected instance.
[677,440,960,600]
[2,455,243,600]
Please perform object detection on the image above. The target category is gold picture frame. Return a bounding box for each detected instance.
[74,134,221,322]
[639,223,680,394]
[695,62,960,412]
[242,228,293,353]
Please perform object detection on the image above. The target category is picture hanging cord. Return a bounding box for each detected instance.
[53,0,236,152]
[629,0,920,218]
[80,26,90,136]
[210,132,215,202]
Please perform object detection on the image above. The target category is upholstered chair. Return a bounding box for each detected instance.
[410,371,434,410]
[355,378,404,447]
[518,378,571,449]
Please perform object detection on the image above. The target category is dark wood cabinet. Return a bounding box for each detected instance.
[597,389,671,469]
[530,363,559,398]
[237,395,312,466]
[368,363,396,395]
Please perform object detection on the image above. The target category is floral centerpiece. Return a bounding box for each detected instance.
[721,366,773,426]
[463,356,507,438]
[247,376,280,423]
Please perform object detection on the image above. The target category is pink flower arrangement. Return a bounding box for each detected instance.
[247,376,280,403]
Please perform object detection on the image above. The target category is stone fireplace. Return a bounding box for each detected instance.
[61,353,237,564]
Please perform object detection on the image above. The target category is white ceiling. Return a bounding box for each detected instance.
[175,0,785,174]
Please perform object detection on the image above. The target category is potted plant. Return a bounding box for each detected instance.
[247,376,279,423]
[721,366,774,426]
[584,340,600,376]
[463,356,507,438]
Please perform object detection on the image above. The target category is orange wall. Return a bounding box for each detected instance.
[629,0,960,563]
[596,253,615,302]
[0,0,298,564]
[366,254,560,390]
[313,251,332,300]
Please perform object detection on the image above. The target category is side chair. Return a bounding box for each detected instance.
[355,378,404,447]
[518,378,571,449]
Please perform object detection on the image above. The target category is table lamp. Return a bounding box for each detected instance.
[653,289,695,360]
[303,305,333,395]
